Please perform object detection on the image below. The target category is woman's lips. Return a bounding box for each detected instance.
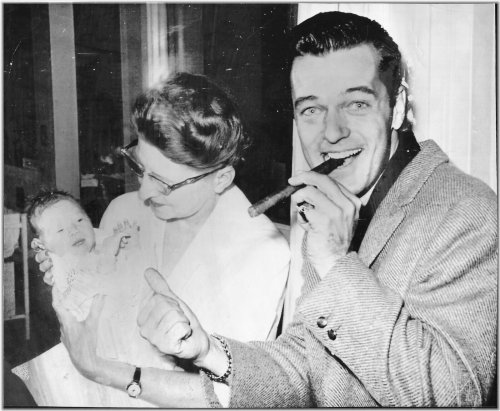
[149,200,166,208]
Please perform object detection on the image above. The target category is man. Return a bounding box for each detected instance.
[54,11,497,407]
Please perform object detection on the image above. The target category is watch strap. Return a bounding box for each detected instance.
[133,366,141,383]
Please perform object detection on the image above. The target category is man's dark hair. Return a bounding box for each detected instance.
[288,11,406,108]
[26,189,82,235]
[131,72,251,170]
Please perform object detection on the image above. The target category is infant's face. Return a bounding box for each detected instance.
[36,200,96,257]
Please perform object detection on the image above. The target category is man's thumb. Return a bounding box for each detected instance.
[145,267,174,297]
[144,268,198,324]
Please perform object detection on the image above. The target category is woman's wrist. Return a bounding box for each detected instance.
[85,356,135,391]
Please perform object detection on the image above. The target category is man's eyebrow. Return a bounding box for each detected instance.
[294,95,317,109]
[345,86,377,96]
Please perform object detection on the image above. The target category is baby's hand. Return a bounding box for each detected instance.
[112,220,140,250]
[101,232,129,258]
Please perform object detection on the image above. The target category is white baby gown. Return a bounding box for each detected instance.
[13,228,176,407]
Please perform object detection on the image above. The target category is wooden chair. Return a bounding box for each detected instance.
[4,213,30,340]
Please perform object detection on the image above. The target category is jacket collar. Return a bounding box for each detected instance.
[358,139,450,266]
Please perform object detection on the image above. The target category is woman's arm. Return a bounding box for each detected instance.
[88,358,208,408]
[53,271,228,408]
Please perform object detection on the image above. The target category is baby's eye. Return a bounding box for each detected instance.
[57,228,64,233]
[78,218,83,222]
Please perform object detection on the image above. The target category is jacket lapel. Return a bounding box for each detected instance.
[358,140,449,267]
[358,203,405,267]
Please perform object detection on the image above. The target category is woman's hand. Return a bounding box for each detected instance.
[138,268,213,369]
[53,293,107,382]
[31,239,54,285]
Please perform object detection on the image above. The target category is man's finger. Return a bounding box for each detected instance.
[145,268,176,297]
[145,268,199,327]
[289,170,330,186]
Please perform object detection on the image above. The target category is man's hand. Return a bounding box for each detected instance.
[289,171,361,277]
[53,293,106,380]
[138,268,211,368]
[31,239,54,285]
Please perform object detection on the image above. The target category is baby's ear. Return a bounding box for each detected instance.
[32,238,46,252]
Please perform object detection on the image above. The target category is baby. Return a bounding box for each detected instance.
[27,189,139,321]
[27,189,176,374]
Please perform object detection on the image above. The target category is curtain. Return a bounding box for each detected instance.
[283,3,497,326]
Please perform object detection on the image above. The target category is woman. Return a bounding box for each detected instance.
[18,72,290,407]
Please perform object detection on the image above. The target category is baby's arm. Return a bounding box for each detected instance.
[100,220,140,257]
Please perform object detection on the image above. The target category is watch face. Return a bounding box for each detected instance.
[127,381,142,398]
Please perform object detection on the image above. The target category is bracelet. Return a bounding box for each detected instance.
[201,334,232,384]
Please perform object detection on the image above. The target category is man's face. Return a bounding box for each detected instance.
[291,44,399,196]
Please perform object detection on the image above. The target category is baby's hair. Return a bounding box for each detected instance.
[26,189,84,236]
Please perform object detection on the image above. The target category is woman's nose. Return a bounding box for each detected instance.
[138,175,158,201]
[324,109,350,143]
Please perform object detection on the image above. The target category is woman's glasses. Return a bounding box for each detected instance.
[119,139,224,195]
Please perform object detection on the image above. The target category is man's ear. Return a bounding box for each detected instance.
[213,165,235,194]
[391,85,407,131]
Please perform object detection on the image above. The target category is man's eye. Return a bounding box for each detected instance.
[346,101,370,112]
[78,218,83,222]
[301,107,320,116]
[57,229,64,233]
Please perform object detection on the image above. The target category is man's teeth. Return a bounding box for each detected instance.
[325,149,362,161]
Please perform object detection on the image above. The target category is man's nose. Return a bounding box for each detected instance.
[324,109,350,143]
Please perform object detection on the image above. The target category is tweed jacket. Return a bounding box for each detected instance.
[200,140,497,407]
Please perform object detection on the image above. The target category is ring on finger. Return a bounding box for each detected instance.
[297,201,314,223]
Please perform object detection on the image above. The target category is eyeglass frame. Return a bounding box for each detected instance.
[119,139,225,195]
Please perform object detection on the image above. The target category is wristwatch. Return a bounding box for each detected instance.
[126,367,142,398]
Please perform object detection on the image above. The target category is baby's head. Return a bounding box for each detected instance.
[27,190,96,258]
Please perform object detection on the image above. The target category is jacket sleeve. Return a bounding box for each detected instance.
[298,195,497,406]
[211,321,315,408]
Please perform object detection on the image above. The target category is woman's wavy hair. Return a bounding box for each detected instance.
[131,72,251,169]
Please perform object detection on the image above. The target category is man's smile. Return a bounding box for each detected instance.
[322,148,362,168]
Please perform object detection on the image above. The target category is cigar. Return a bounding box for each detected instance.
[248,157,345,218]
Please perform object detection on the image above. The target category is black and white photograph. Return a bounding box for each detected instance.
[2,2,497,407]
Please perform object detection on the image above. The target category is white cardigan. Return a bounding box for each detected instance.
[14,184,290,407]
